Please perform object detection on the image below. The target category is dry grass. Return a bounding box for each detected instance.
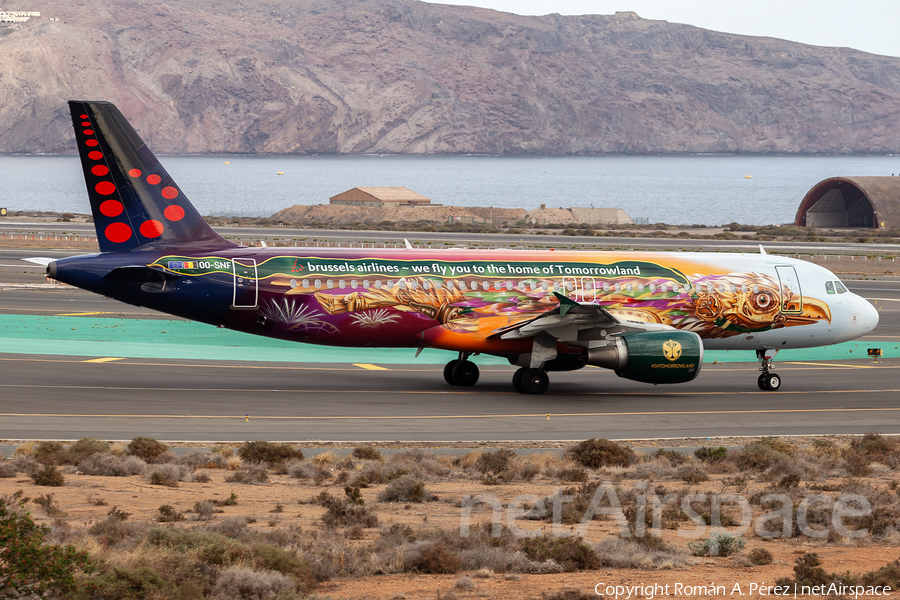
[4,435,900,599]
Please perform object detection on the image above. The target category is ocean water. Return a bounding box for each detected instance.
[2,154,898,226]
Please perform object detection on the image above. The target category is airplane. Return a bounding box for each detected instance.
[35,100,879,394]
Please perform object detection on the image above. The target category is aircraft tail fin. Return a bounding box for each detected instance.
[68,100,237,252]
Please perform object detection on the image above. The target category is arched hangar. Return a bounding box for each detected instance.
[795,176,900,229]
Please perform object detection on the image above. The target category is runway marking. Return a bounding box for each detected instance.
[82,357,126,363]
[783,361,878,369]
[2,406,900,420]
[353,363,388,371]
[56,311,111,316]
[0,355,895,374]
[2,383,900,400]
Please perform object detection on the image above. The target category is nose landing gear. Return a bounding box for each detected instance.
[757,349,781,391]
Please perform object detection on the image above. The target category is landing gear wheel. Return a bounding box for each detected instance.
[757,374,767,390]
[451,360,479,386]
[520,368,549,395]
[512,368,527,393]
[763,373,781,391]
[444,360,460,385]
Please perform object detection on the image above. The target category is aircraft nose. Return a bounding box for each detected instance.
[856,296,879,334]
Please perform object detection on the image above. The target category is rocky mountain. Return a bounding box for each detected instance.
[2,0,899,154]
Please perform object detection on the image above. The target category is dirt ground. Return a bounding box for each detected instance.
[3,440,900,600]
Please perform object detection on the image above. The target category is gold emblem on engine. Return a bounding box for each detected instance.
[663,339,682,362]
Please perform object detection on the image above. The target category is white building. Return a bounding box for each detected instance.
[0,10,40,23]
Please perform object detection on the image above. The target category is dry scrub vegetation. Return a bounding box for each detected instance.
[2,436,900,599]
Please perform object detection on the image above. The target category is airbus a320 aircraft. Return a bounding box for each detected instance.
[37,101,879,394]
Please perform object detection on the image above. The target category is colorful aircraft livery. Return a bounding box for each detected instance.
[44,101,879,394]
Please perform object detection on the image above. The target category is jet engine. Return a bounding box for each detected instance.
[585,330,703,384]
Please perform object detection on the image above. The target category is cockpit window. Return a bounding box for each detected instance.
[825,281,835,295]
[835,281,849,294]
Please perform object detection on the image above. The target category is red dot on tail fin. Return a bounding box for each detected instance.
[85,139,99,147]
[91,165,110,176]
[164,205,185,221]
[79,114,88,119]
[105,222,132,243]
[146,174,161,185]
[99,200,124,217]
[84,129,94,135]
[140,220,164,238]
[128,169,142,177]
[81,121,91,127]
[161,186,179,199]
[95,181,116,195]
[88,151,103,160]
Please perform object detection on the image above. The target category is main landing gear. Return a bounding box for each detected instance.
[756,349,781,391]
[444,352,479,386]
[442,354,551,394]
[512,367,550,395]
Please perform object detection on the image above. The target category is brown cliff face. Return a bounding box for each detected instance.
[1,0,899,154]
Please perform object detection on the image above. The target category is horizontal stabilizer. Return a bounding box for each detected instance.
[22,257,55,266]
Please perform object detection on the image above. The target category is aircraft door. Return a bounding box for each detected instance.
[562,276,579,299]
[232,258,258,309]
[775,265,802,314]
[581,277,596,303]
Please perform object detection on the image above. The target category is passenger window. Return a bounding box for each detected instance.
[422,280,430,290]
[350,280,358,289]
[625,283,633,292]
[302,279,309,289]
[458,280,466,290]
[338,279,345,288]
[314,279,322,289]
[374,280,382,289]
[433,280,442,290]
[482,281,489,290]
[825,281,835,295]
[362,280,370,289]
[648,283,656,293]
[835,281,848,294]
[327,279,334,289]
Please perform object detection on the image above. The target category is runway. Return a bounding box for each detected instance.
[2,247,899,442]
[2,353,899,442]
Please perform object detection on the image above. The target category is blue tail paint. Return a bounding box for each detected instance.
[69,100,237,252]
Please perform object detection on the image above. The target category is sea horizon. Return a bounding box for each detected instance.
[3,154,899,226]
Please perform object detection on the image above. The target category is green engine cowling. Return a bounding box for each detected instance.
[585,330,703,384]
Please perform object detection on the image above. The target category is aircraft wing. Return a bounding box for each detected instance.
[497,292,674,341]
